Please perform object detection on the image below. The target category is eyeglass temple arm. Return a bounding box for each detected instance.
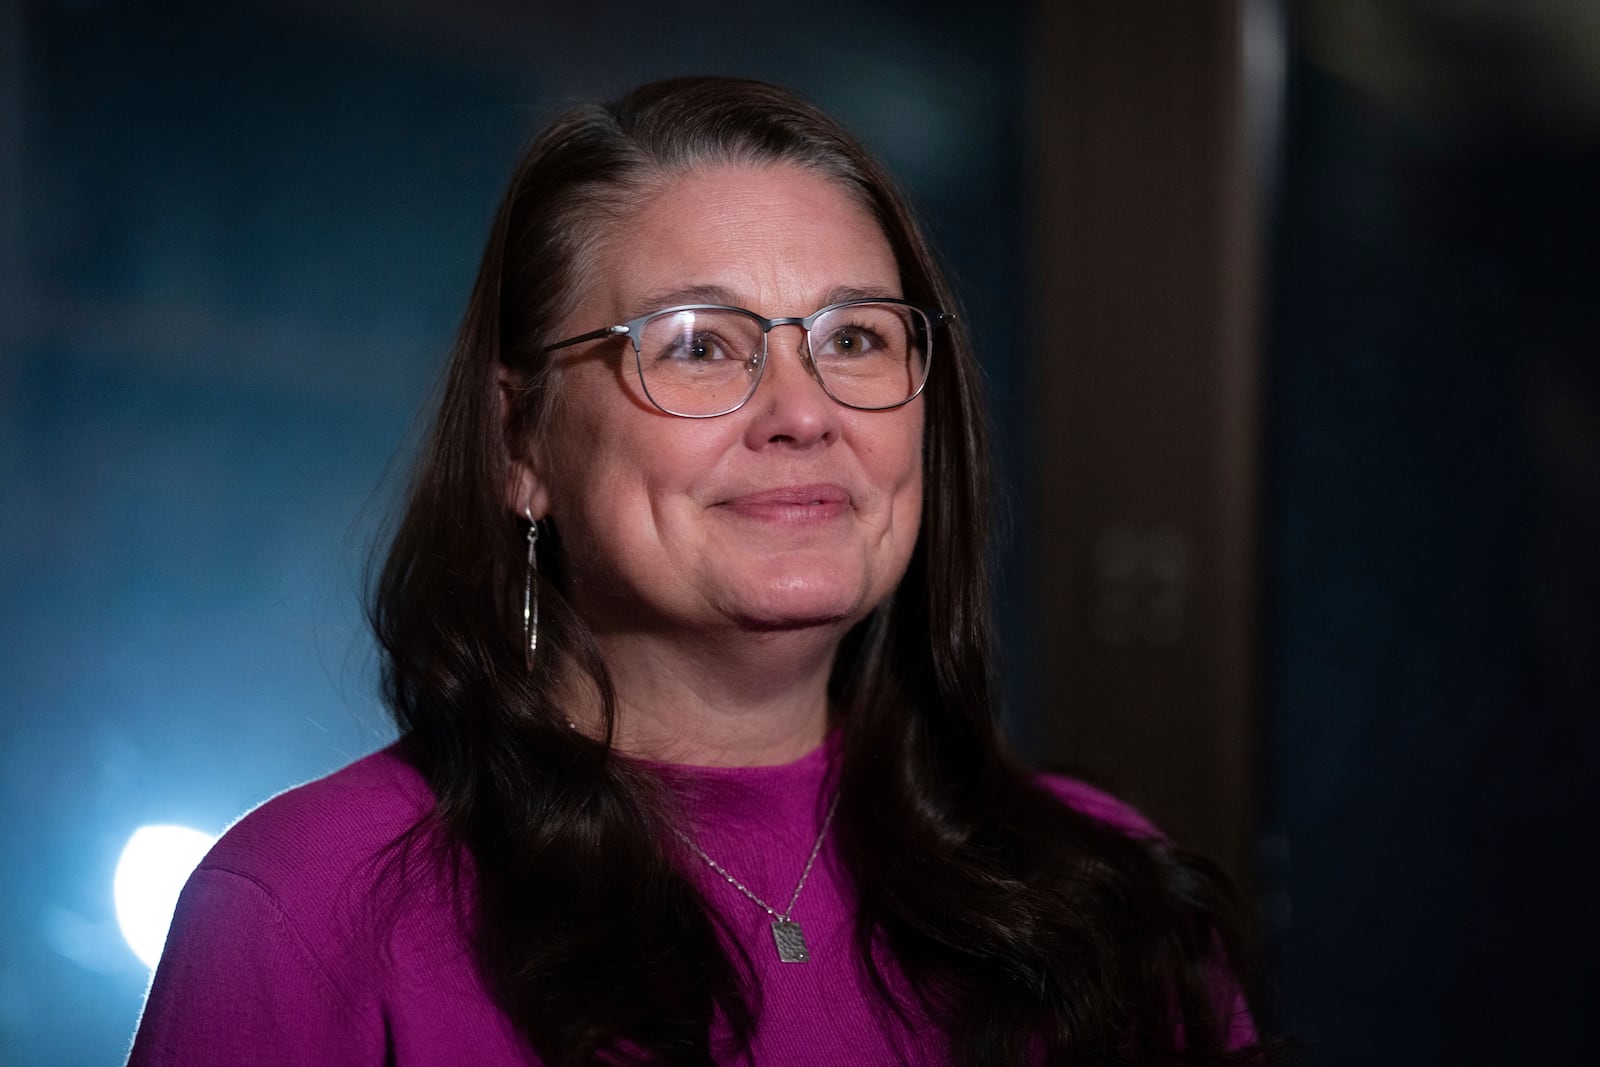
[542,324,632,353]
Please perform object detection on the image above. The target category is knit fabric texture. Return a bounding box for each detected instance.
[128,739,1249,1064]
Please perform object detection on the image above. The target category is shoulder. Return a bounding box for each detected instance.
[131,745,454,1063]
[1033,772,1163,841]
[186,742,449,964]
[201,742,434,893]
[1032,773,1259,1046]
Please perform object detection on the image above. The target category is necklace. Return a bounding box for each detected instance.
[673,790,840,963]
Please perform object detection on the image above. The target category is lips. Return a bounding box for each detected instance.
[717,484,851,522]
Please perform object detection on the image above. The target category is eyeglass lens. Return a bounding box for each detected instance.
[635,303,930,417]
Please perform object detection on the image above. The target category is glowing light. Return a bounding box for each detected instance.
[113,824,216,969]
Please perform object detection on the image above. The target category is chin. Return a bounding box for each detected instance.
[723,583,866,634]
[707,557,891,633]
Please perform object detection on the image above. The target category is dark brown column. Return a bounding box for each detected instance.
[1029,1,1261,884]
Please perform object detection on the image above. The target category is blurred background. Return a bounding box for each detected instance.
[1,1,1595,1063]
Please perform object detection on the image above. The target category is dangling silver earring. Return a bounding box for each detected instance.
[522,507,539,670]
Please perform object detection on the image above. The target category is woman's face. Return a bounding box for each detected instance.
[522,163,924,644]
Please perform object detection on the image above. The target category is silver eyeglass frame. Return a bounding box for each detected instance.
[539,298,952,419]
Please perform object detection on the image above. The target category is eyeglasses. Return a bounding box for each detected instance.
[541,299,951,418]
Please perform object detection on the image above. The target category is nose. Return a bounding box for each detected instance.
[742,323,839,449]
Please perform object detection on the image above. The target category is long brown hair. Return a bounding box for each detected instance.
[372,76,1266,1065]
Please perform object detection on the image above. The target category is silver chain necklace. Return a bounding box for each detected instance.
[672,790,840,963]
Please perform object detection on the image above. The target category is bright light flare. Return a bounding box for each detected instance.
[113,824,216,969]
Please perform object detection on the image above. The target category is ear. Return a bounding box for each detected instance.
[498,363,552,521]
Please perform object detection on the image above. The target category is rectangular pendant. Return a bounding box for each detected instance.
[771,919,809,963]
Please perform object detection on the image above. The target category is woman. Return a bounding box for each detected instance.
[131,77,1264,1065]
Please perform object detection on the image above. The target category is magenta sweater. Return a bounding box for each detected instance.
[128,741,1251,1064]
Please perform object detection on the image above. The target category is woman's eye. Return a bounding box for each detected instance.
[660,333,730,361]
[820,326,882,357]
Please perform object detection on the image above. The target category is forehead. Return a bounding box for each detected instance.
[587,163,902,319]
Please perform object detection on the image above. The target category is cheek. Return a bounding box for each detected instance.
[543,394,728,542]
[897,415,927,546]
[884,407,926,497]
[859,408,925,552]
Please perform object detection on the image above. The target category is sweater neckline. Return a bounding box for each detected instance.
[631,728,836,779]
[632,731,841,835]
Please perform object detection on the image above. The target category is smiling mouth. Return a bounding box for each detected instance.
[718,484,851,521]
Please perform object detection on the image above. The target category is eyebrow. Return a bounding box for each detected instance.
[630,283,900,318]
